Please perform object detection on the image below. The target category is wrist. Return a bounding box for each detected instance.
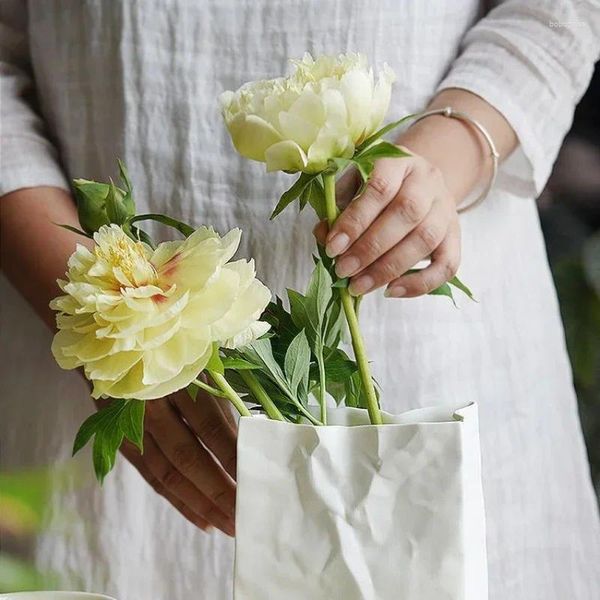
[395,114,488,204]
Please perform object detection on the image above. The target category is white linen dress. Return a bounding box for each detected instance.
[1,1,599,599]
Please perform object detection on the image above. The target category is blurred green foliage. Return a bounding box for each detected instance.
[0,469,60,592]
[551,231,600,498]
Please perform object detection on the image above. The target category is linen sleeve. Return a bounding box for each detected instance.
[0,0,69,196]
[436,0,600,197]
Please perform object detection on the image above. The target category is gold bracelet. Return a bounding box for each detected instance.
[410,106,500,214]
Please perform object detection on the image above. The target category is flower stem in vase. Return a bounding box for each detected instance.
[323,172,383,425]
[240,370,286,421]
[208,370,252,417]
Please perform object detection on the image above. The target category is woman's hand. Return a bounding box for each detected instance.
[316,152,461,298]
[116,388,238,537]
[314,89,518,297]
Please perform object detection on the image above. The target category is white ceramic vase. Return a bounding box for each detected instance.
[234,401,488,600]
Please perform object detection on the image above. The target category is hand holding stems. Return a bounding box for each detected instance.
[316,89,517,301]
[116,386,238,537]
[1,187,240,536]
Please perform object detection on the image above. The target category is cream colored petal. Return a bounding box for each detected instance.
[211,277,271,341]
[278,111,319,151]
[340,68,374,141]
[62,334,115,362]
[51,329,85,369]
[224,320,271,350]
[226,113,283,162]
[85,350,142,382]
[151,240,184,270]
[141,334,211,386]
[136,315,182,350]
[288,88,326,126]
[181,268,240,327]
[264,140,308,173]
[307,129,354,173]
[92,360,145,399]
[367,63,395,136]
[321,88,349,131]
[135,349,212,400]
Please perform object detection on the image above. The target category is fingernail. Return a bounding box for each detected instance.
[349,275,374,296]
[385,286,406,298]
[326,232,350,258]
[335,255,361,278]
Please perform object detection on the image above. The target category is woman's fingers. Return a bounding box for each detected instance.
[334,174,437,279]
[144,398,237,533]
[386,218,461,298]
[347,198,454,295]
[121,437,229,534]
[325,159,410,258]
[170,389,238,480]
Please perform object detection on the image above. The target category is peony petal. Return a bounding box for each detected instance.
[85,350,142,382]
[288,88,326,126]
[135,349,212,400]
[264,140,308,173]
[226,113,283,162]
[141,334,211,386]
[340,68,374,141]
[367,63,395,136]
[307,129,354,173]
[278,111,319,151]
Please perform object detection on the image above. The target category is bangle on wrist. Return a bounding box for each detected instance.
[409,106,500,214]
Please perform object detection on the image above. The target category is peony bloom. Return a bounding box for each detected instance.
[220,52,395,174]
[51,225,271,400]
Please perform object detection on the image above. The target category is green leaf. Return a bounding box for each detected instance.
[244,338,288,391]
[353,158,375,182]
[263,297,304,365]
[305,260,333,335]
[54,223,93,239]
[120,399,145,452]
[105,178,131,225]
[324,296,346,348]
[131,225,155,248]
[71,179,112,234]
[448,275,476,301]
[301,176,327,219]
[355,113,416,153]
[72,399,146,483]
[221,356,262,370]
[428,282,457,307]
[127,213,195,237]
[287,289,311,331]
[332,277,349,288]
[355,141,411,162]
[206,343,225,374]
[284,330,311,394]
[117,159,133,194]
[270,172,317,219]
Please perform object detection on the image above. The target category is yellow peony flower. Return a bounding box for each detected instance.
[51,225,271,400]
[220,52,395,174]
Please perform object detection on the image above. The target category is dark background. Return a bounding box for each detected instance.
[539,63,600,501]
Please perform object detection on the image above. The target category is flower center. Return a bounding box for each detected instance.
[96,237,157,286]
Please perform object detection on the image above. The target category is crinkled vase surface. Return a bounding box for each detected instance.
[234,402,487,600]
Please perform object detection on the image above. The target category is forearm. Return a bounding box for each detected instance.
[0,186,88,330]
[396,88,518,203]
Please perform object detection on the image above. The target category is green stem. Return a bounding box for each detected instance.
[240,371,286,421]
[323,172,382,425]
[208,370,252,417]
[317,348,328,425]
[192,378,228,399]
